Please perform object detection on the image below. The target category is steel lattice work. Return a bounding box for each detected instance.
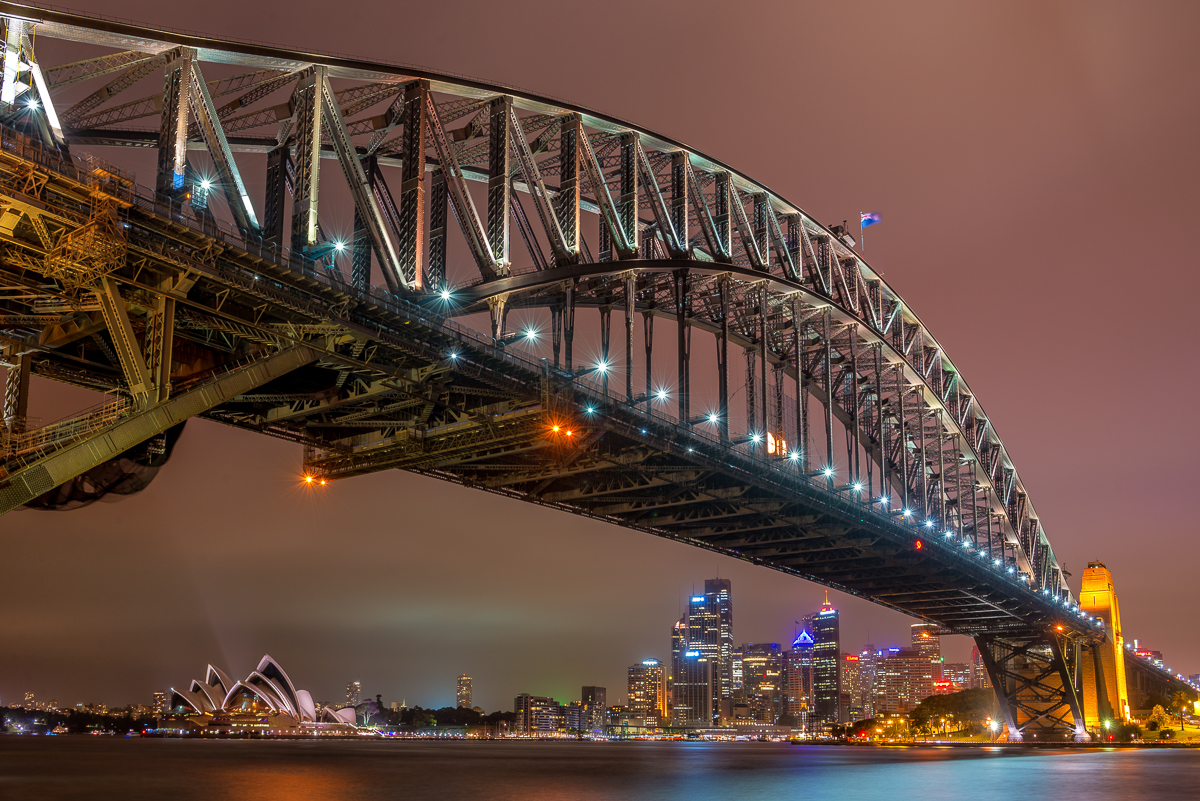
[3,1,1190,740]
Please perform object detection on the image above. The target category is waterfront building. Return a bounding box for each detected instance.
[457,674,473,709]
[346,681,361,708]
[565,701,588,733]
[812,596,842,723]
[514,694,562,735]
[628,660,665,720]
[741,643,783,723]
[671,649,714,726]
[582,686,607,731]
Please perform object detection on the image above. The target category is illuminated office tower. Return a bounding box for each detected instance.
[457,674,473,709]
[858,645,879,718]
[346,681,361,708]
[704,579,734,706]
[740,643,784,722]
[877,649,933,712]
[671,649,714,727]
[911,622,943,685]
[783,624,815,722]
[675,581,732,725]
[841,653,863,720]
[628,660,666,719]
[812,596,841,723]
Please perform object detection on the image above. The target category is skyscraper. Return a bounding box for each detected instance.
[783,625,815,724]
[970,645,991,690]
[671,649,714,726]
[841,653,863,720]
[671,579,733,726]
[740,643,784,723]
[457,674,473,709]
[858,645,879,718]
[628,660,666,720]
[704,578,734,708]
[345,681,361,708]
[812,595,841,723]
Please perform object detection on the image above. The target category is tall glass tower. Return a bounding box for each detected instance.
[671,579,733,726]
[812,594,841,723]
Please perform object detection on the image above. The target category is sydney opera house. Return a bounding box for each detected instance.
[163,654,361,736]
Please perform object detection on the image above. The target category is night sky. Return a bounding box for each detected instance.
[2,0,1198,711]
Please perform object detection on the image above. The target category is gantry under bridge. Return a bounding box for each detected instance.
[0,2,1181,740]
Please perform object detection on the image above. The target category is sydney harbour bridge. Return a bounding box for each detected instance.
[0,2,1189,740]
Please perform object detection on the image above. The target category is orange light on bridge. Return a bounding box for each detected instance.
[304,475,313,484]
[915,540,924,550]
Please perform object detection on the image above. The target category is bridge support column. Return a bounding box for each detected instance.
[976,632,1090,742]
[1078,561,1130,729]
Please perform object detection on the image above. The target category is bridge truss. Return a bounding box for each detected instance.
[0,1,1162,740]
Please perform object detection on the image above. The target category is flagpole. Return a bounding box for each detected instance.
[860,213,864,253]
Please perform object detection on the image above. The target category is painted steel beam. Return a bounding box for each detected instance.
[187,59,260,236]
[423,91,500,280]
[289,67,322,252]
[0,345,318,515]
[509,107,573,265]
[318,73,406,290]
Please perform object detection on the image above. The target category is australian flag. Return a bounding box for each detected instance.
[860,212,882,228]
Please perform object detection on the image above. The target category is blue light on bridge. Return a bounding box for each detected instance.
[440,289,452,301]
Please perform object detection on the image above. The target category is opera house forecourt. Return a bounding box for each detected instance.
[159,655,366,737]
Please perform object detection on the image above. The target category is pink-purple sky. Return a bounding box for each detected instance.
[2,0,1198,710]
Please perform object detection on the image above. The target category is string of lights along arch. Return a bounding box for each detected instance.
[0,1,1189,741]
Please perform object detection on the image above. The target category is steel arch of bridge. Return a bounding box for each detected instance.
[0,1,1147,740]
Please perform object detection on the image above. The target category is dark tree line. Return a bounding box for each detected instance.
[1,706,148,735]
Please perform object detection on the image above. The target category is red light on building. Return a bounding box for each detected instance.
[845,655,860,661]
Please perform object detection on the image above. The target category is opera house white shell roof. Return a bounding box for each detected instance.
[169,654,349,725]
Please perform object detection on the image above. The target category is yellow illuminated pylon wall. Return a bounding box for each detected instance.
[1079,561,1130,728]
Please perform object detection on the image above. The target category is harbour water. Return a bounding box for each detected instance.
[1,738,1196,800]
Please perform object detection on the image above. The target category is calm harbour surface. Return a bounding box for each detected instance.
[1,738,1196,800]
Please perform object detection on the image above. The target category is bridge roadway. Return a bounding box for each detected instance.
[0,1,1191,739]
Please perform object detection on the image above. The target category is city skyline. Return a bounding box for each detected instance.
[2,0,1198,726]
